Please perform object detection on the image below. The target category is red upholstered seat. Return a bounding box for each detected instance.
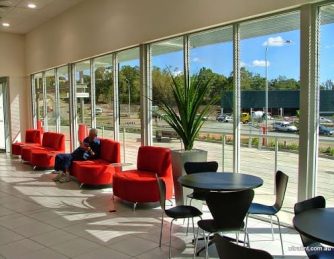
[29,132,65,167]
[22,132,65,168]
[113,146,173,204]
[30,149,61,168]
[12,129,42,156]
[70,138,121,185]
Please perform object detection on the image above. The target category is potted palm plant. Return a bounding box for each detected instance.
[156,73,218,205]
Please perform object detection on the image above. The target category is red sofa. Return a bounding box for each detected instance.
[12,129,42,156]
[70,138,121,186]
[113,146,173,205]
[21,132,65,168]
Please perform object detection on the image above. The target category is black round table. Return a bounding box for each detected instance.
[178,172,263,191]
[293,208,334,247]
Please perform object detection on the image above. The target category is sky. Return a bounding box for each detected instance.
[149,23,334,84]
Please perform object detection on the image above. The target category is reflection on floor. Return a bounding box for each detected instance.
[0,154,307,258]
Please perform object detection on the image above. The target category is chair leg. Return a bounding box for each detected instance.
[183,197,188,225]
[274,215,284,255]
[270,215,274,240]
[159,213,164,247]
[186,198,193,235]
[193,226,200,259]
[204,230,209,259]
[169,219,175,259]
[244,213,250,245]
[191,217,195,241]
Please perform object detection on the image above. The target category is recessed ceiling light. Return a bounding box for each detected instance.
[2,22,10,27]
[28,3,37,9]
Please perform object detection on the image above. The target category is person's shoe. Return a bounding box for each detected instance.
[53,173,64,182]
[58,175,71,183]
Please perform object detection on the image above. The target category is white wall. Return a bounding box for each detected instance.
[25,0,313,74]
[0,32,29,143]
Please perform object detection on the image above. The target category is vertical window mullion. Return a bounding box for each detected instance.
[233,23,241,173]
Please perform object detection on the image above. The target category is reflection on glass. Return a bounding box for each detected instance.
[317,4,334,206]
[58,66,71,151]
[75,61,91,127]
[45,70,56,131]
[151,37,184,150]
[94,54,114,139]
[189,27,233,171]
[240,11,300,223]
[117,48,141,164]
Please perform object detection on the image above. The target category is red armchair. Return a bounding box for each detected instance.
[23,132,65,168]
[12,129,42,156]
[70,138,121,186]
[113,146,173,207]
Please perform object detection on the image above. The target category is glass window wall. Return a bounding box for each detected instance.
[240,11,300,223]
[317,4,334,206]
[94,54,114,139]
[189,27,233,171]
[117,48,141,164]
[151,37,184,150]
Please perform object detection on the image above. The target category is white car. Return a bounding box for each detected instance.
[217,114,233,123]
[320,117,332,123]
[95,107,103,115]
[273,121,298,132]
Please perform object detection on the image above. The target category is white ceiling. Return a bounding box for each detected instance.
[0,0,84,34]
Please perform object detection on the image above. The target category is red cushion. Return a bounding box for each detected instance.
[99,138,121,163]
[137,146,172,177]
[25,129,42,144]
[30,149,60,168]
[12,143,24,155]
[71,159,117,185]
[21,145,44,162]
[113,146,173,203]
[113,170,173,203]
[42,132,65,151]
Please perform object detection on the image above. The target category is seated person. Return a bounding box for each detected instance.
[53,128,101,183]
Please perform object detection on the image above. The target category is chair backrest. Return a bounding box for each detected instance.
[274,170,289,211]
[206,189,254,229]
[100,138,121,163]
[214,234,273,259]
[25,129,42,144]
[42,132,65,151]
[184,161,218,175]
[294,196,326,247]
[137,146,172,177]
[156,176,166,211]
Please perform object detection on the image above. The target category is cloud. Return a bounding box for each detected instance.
[252,60,270,67]
[240,61,247,67]
[172,69,182,76]
[192,57,201,62]
[263,36,290,47]
[325,44,334,49]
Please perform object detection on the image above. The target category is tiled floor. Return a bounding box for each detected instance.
[0,153,308,258]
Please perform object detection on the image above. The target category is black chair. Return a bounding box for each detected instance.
[194,189,254,259]
[213,234,273,259]
[184,161,219,204]
[156,176,202,259]
[294,196,334,259]
[184,161,218,233]
[245,170,288,255]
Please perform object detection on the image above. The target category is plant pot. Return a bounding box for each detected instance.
[172,149,208,206]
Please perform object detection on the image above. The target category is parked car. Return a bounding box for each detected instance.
[95,107,103,115]
[217,114,232,123]
[320,116,332,123]
[273,121,298,132]
[319,125,334,136]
